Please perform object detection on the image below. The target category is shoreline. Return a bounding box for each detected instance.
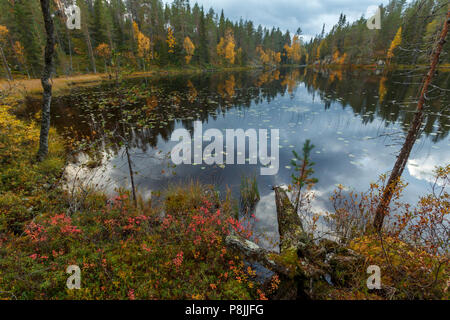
[3,62,449,99]
[0,65,259,99]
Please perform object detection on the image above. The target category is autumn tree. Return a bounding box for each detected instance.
[284,35,302,63]
[166,26,176,54]
[0,0,307,75]
[256,46,269,64]
[0,25,12,80]
[387,26,402,64]
[257,46,281,66]
[95,43,111,73]
[217,29,236,64]
[133,21,151,71]
[183,36,195,64]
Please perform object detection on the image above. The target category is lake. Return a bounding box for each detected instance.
[23,67,450,248]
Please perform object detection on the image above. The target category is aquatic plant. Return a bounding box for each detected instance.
[239,174,260,216]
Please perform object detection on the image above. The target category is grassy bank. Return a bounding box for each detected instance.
[0,65,258,100]
[0,97,264,300]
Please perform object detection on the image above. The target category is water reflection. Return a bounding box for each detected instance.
[22,67,450,248]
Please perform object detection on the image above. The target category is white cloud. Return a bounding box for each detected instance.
[163,0,392,40]
[407,151,450,185]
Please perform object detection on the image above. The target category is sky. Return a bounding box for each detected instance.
[164,0,393,41]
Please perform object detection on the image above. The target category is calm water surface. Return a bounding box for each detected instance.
[24,67,450,248]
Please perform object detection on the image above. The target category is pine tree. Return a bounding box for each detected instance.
[12,1,43,77]
[91,0,108,47]
[198,8,209,64]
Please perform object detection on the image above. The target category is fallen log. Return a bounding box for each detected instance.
[225,235,290,276]
[226,186,363,300]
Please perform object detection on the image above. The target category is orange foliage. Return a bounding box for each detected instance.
[95,43,111,59]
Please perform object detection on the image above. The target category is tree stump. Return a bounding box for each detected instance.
[226,186,363,300]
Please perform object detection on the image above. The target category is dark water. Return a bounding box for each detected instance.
[23,67,450,247]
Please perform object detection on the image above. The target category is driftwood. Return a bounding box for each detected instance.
[226,186,362,300]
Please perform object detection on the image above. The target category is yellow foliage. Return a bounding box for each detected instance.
[329,69,342,83]
[13,41,25,64]
[183,37,195,64]
[217,37,226,58]
[224,37,235,64]
[256,70,279,86]
[387,27,402,61]
[218,75,236,98]
[332,49,340,63]
[133,22,151,59]
[256,46,281,65]
[337,52,347,65]
[0,25,8,43]
[284,35,302,63]
[217,29,236,64]
[187,80,197,103]
[0,104,62,157]
[281,70,300,95]
[166,27,176,54]
[331,49,347,65]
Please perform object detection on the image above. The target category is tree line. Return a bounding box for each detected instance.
[305,0,450,66]
[0,0,305,79]
[0,0,448,80]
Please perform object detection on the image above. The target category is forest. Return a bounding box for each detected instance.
[0,0,449,81]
